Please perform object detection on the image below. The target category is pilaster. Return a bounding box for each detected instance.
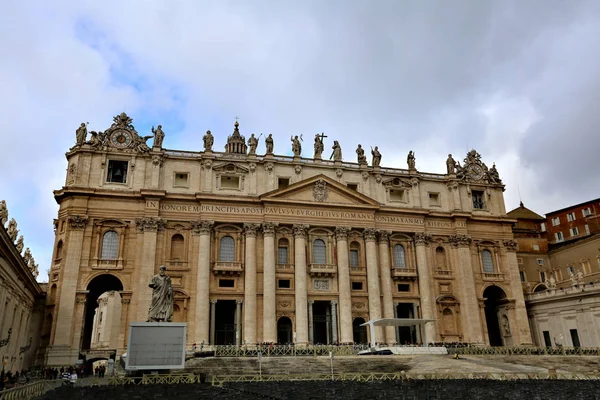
[134,217,165,322]
[335,227,353,344]
[293,224,309,345]
[262,222,278,343]
[377,230,396,343]
[364,228,383,343]
[192,220,213,344]
[414,232,436,343]
[243,223,260,345]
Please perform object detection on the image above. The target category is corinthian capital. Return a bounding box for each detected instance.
[414,232,432,245]
[243,223,261,237]
[335,226,349,241]
[377,230,391,244]
[363,228,377,241]
[503,239,518,252]
[191,220,214,235]
[136,217,166,232]
[67,215,89,229]
[292,224,309,238]
[449,234,472,248]
[262,222,278,236]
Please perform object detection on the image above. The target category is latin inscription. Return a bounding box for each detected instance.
[146,201,200,212]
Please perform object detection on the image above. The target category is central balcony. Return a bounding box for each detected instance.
[482,272,504,282]
[391,267,417,280]
[213,261,243,275]
[309,263,337,277]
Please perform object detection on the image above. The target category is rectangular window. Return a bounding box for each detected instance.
[536,259,544,266]
[277,246,289,265]
[278,177,290,189]
[585,224,590,235]
[570,329,581,348]
[351,281,363,291]
[219,279,235,288]
[567,212,576,222]
[583,207,592,217]
[567,265,575,275]
[551,217,560,226]
[428,192,441,206]
[220,175,240,189]
[389,189,405,202]
[106,160,128,183]
[543,331,552,347]
[533,244,540,251]
[519,271,525,282]
[472,191,485,209]
[397,283,410,292]
[540,222,546,232]
[539,271,546,282]
[347,183,358,191]
[349,249,359,267]
[569,227,579,237]
[517,258,523,264]
[555,232,564,242]
[278,279,291,289]
[174,172,189,187]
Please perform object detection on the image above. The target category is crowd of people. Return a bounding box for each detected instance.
[0,369,30,391]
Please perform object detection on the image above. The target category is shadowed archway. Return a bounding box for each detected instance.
[82,274,123,350]
[483,285,507,346]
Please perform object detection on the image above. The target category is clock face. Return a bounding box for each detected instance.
[111,130,132,148]
[467,164,484,180]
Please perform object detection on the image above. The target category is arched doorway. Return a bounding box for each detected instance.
[277,317,292,344]
[533,284,547,293]
[352,318,367,344]
[483,285,507,346]
[82,274,123,350]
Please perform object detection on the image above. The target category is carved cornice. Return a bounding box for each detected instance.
[503,239,518,252]
[243,223,261,237]
[449,234,472,248]
[136,217,166,232]
[363,228,377,241]
[191,220,214,235]
[414,232,432,245]
[262,222,278,236]
[377,230,391,244]
[68,215,89,229]
[292,224,309,238]
[335,226,349,241]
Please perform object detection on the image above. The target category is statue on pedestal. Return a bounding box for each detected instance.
[248,133,258,155]
[203,130,214,152]
[488,163,501,184]
[148,266,174,322]
[314,133,326,159]
[7,218,18,242]
[265,134,274,154]
[75,123,87,146]
[15,235,24,253]
[371,146,381,167]
[407,151,416,170]
[446,154,456,174]
[356,144,367,165]
[291,135,302,157]
[330,141,342,162]
[23,248,32,265]
[0,200,7,226]
[151,125,165,148]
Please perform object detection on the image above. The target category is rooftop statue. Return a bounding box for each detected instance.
[248,133,259,155]
[0,200,7,226]
[7,218,18,242]
[356,144,367,165]
[371,146,381,167]
[291,135,302,157]
[446,154,456,175]
[330,140,342,162]
[148,266,174,322]
[313,133,326,159]
[75,123,87,146]
[407,151,416,170]
[265,134,274,154]
[203,130,214,152]
[23,248,32,265]
[15,235,24,253]
[152,125,165,149]
[488,163,501,184]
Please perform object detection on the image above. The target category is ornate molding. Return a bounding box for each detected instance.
[361,171,369,181]
[191,220,214,235]
[262,222,278,236]
[243,223,261,237]
[313,179,328,202]
[414,232,432,245]
[377,230,390,244]
[68,215,89,229]
[335,226,349,241]
[292,224,309,238]
[136,217,166,232]
[363,228,377,241]
[449,234,472,248]
[335,168,343,178]
[503,239,518,252]
[152,155,163,166]
[294,165,302,175]
[265,162,274,175]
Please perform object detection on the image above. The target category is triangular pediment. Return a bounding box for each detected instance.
[261,174,380,208]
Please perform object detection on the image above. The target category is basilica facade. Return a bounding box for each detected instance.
[44,113,531,365]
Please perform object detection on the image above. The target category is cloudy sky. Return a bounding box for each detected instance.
[2,1,599,281]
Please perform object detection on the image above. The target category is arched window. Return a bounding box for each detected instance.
[313,239,326,264]
[101,231,119,260]
[349,241,360,267]
[278,238,289,265]
[393,244,406,268]
[482,249,494,273]
[170,234,185,261]
[219,236,235,261]
[55,240,63,260]
[436,246,446,270]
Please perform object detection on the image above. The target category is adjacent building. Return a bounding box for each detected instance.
[44,113,532,366]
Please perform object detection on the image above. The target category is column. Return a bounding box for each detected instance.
[243,223,259,345]
[502,240,533,345]
[331,301,338,344]
[71,292,88,351]
[293,225,309,345]
[450,234,484,343]
[262,223,278,343]
[235,300,243,345]
[308,300,314,344]
[134,217,165,322]
[192,220,213,345]
[414,232,436,345]
[413,304,422,344]
[119,292,132,351]
[335,227,353,344]
[393,302,399,343]
[364,228,383,343]
[210,300,217,345]
[49,215,88,365]
[377,230,396,344]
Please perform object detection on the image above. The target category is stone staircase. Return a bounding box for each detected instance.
[186,355,412,377]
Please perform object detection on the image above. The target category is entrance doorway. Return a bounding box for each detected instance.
[214,300,236,345]
[483,285,507,346]
[312,301,332,344]
[352,318,368,344]
[82,274,123,350]
[277,317,292,344]
[396,303,417,344]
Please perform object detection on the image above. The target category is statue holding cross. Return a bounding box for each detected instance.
[314,132,327,159]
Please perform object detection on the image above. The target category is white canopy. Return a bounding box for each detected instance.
[360,318,436,347]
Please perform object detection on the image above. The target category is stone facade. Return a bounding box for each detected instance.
[0,202,45,372]
[44,113,531,365]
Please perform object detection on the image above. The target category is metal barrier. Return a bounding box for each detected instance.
[0,380,60,400]
[448,346,600,356]
[213,344,369,357]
